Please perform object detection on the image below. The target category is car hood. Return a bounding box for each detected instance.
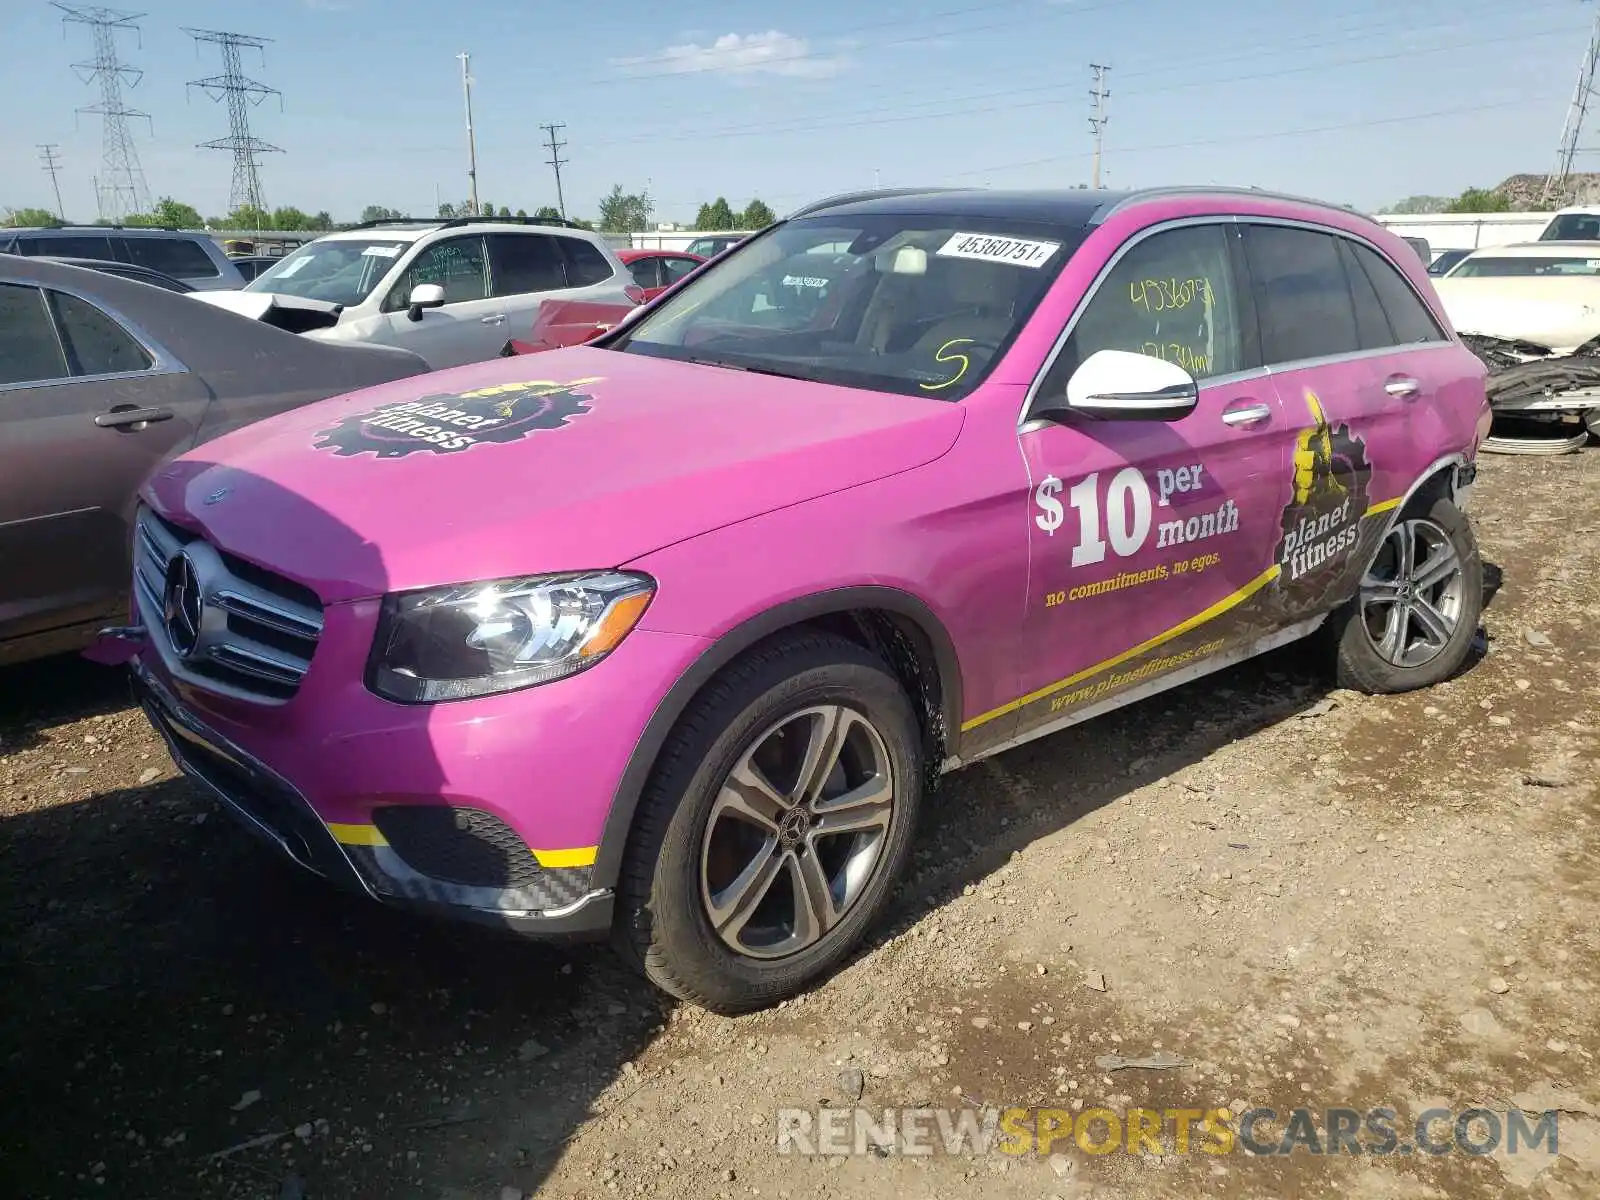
[191,289,344,333]
[1432,276,1600,354]
[143,346,965,603]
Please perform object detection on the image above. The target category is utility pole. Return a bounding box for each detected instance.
[1544,3,1600,206]
[1089,62,1111,190]
[541,121,568,218]
[38,144,67,219]
[55,3,153,221]
[457,52,479,217]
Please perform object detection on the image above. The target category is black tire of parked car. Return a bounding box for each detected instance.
[613,631,923,1013]
[1327,491,1483,694]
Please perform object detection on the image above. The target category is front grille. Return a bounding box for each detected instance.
[134,505,325,704]
[372,806,544,889]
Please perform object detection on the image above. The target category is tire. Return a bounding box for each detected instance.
[612,631,923,1014]
[1330,492,1482,694]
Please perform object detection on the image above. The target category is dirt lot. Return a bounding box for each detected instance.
[3,451,1598,1200]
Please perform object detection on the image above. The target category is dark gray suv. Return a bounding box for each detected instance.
[0,226,245,291]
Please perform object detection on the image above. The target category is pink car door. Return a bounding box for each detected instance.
[1004,220,1293,737]
[1238,222,1450,623]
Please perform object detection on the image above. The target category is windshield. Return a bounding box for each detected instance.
[1450,254,1600,277]
[612,214,1079,400]
[245,237,409,305]
[1540,213,1600,241]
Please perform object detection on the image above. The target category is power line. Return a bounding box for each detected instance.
[54,3,152,221]
[184,27,282,218]
[38,144,66,219]
[1544,1,1600,204]
[541,122,568,218]
[1088,63,1110,190]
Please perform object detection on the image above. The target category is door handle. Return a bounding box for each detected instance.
[1221,401,1272,427]
[1384,375,1421,399]
[480,314,506,325]
[95,406,174,429]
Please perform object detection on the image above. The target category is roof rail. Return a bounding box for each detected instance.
[19,222,184,233]
[347,214,587,231]
[784,187,969,220]
[1096,185,1371,225]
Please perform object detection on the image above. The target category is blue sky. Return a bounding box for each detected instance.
[1,0,1593,224]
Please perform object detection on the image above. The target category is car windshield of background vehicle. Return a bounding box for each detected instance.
[1539,214,1600,240]
[244,238,409,306]
[612,215,1081,400]
[1450,255,1600,277]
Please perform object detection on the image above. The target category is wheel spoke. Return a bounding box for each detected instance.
[1394,522,1417,581]
[1414,543,1461,591]
[1410,596,1454,650]
[811,775,893,837]
[1377,600,1410,662]
[787,846,839,947]
[707,842,784,937]
[792,706,849,806]
[716,760,791,833]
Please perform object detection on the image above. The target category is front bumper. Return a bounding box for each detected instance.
[132,659,615,938]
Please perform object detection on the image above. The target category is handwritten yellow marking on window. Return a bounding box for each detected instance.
[1129,277,1214,313]
[919,338,976,392]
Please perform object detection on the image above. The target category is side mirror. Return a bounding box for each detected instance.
[406,283,446,322]
[1037,349,1198,422]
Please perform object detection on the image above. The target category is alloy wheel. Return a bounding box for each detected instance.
[1359,517,1466,668]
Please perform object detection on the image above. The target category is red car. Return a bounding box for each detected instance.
[503,248,707,355]
[618,248,706,302]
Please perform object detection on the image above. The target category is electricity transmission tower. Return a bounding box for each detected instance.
[1544,3,1600,206]
[54,3,152,221]
[185,27,283,217]
[39,144,67,219]
[1089,63,1111,190]
[542,122,569,218]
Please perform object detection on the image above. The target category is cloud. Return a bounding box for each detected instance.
[612,31,851,80]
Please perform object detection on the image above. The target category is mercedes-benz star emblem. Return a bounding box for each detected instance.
[162,553,204,658]
[202,487,230,506]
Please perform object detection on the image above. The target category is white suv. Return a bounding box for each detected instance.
[195,216,638,369]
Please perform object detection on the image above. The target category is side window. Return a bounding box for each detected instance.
[48,291,154,376]
[1338,240,1394,351]
[125,236,221,279]
[626,258,662,290]
[1244,224,1359,365]
[33,234,117,260]
[1047,223,1244,391]
[560,238,617,287]
[662,256,700,284]
[488,233,568,296]
[0,282,70,385]
[1348,242,1447,345]
[387,236,488,308]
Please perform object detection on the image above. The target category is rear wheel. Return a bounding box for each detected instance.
[1330,492,1482,693]
[614,632,922,1013]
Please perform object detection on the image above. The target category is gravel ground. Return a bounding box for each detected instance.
[2,451,1597,1200]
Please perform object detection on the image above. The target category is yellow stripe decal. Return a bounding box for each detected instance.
[1365,497,1402,516]
[961,564,1282,732]
[533,846,598,869]
[327,823,388,847]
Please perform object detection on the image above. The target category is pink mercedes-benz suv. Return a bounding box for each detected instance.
[116,186,1491,1012]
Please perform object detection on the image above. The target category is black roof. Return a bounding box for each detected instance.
[792,185,1364,229]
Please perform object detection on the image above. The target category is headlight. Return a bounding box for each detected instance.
[368,571,655,703]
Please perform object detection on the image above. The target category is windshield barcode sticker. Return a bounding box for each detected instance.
[937,232,1060,268]
[362,245,402,257]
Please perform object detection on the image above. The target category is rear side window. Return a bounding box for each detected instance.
[663,256,700,284]
[0,282,69,385]
[1338,240,1394,351]
[488,234,568,296]
[1243,224,1359,365]
[560,238,616,287]
[626,257,661,290]
[1348,242,1447,345]
[1049,222,1245,386]
[123,236,221,279]
[48,291,154,376]
[23,234,115,260]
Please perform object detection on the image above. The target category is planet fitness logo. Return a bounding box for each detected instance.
[312,378,600,459]
[1274,389,1371,599]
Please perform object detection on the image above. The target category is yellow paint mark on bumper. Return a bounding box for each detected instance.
[327,823,388,847]
[961,564,1281,732]
[533,846,598,869]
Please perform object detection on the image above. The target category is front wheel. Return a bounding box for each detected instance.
[614,632,923,1013]
[1329,492,1482,693]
